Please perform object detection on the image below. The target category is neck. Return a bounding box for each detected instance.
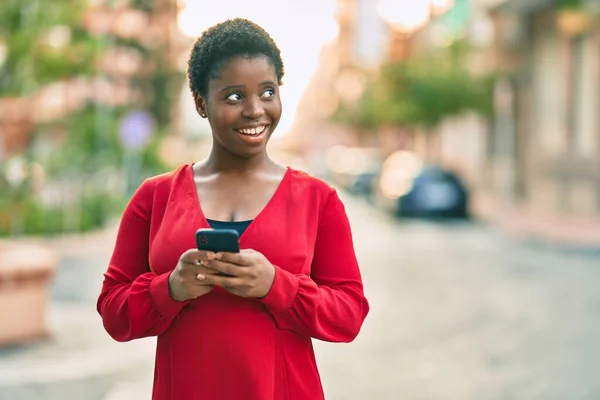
[204,146,273,174]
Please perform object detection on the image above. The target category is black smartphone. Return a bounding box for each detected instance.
[195,228,240,253]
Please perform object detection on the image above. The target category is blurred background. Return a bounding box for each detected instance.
[1,0,600,399]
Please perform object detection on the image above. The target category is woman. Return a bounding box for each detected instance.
[97,18,369,400]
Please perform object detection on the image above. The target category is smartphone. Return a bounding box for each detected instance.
[195,228,240,253]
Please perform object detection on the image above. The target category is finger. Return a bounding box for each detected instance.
[181,249,216,264]
[189,266,221,285]
[197,251,217,261]
[180,249,199,264]
[204,260,245,277]
[217,251,252,265]
[196,264,218,276]
[193,277,216,286]
[179,262,215,277]
[197,273,244,288]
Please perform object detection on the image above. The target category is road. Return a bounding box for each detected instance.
[4,189,600,400]
[316,192,600,400]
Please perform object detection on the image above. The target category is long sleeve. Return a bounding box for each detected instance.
[97,179,188,342]
[259,190,369,342]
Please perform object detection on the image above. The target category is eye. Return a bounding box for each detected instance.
[261,88,275,98]
[226,93,242,102]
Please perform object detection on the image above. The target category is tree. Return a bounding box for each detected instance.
[334,40,494,134]
[0,0,184,235]
[0,0,98,96]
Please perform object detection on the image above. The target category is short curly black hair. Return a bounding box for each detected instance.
[187,18,285,97]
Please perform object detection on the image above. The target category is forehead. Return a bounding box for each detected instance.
[209,56,277,91]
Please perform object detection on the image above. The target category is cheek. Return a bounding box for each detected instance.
[211,107,236,128]
[268,99,282,120]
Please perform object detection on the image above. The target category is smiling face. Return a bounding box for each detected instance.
[195,55,282,159]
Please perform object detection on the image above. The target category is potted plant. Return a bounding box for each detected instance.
[0,243,59,345]
[0,158,59,345]
[0,0,91,346]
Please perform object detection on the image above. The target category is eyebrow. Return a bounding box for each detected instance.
[218,81,277,93]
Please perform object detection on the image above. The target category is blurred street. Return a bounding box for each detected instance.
[3,189,600,400]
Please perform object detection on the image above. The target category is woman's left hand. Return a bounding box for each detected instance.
[197,249,275,298]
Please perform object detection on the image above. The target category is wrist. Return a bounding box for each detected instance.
[258,265,298,312]
[257,263,276,299]
[168,270,187,302]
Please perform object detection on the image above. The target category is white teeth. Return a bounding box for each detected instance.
[238,126,266,136]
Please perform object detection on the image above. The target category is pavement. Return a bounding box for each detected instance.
[472,191,600,249]
[319,194,600,400]
[1,190,600,399]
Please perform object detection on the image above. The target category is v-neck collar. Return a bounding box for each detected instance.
[187,164,291,241]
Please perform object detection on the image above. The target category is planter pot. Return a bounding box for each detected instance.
[0,243,58,345]
[555,10,596,37]
[0,97,34,157]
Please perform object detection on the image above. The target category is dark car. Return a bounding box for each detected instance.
[346,170,379,196]
[395,166,469,219]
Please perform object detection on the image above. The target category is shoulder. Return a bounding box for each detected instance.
[288,168,335,195]
[287,167,339,208]
[139,164,191,194]
[128,164,191,210]
[126,164,191,214]
[287,168,350,227]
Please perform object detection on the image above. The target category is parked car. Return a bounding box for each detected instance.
[373,151,470,219]
[395,166,469,219]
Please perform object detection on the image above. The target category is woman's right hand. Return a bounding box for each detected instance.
[168,249,217,302]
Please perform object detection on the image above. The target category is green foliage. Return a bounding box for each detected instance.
[0,194,127,236]
[37,104,168,178]
[38,106,122,176]
[130,0,156,12]
[0,0,96,95]
[556,0,584,10]
[148,58,186,128]
[0,159,33,213]
[0,0,181,236]
[334,40,494,132]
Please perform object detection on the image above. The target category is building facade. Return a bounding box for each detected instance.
[487,0,600,220]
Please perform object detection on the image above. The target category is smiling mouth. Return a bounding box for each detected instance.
[234,125,269,136]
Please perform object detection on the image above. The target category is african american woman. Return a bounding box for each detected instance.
[97,18,369,400]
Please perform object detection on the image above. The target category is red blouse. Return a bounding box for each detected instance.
[97,164,369,400]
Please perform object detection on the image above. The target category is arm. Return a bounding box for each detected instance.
[259,190,369,342]
[97,179,188,342]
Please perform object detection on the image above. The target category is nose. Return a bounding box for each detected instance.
[241,96,264,120]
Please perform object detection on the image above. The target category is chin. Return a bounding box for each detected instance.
[236,145,268,159]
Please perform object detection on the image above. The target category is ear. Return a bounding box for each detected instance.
[193,92,208,118]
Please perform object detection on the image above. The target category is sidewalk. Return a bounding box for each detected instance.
[0,219,156,400]
[472,192,600,250]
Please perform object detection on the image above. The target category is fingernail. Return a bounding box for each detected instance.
[215,253,223,260]
[207,252,215,260]
[196,274,206,281]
